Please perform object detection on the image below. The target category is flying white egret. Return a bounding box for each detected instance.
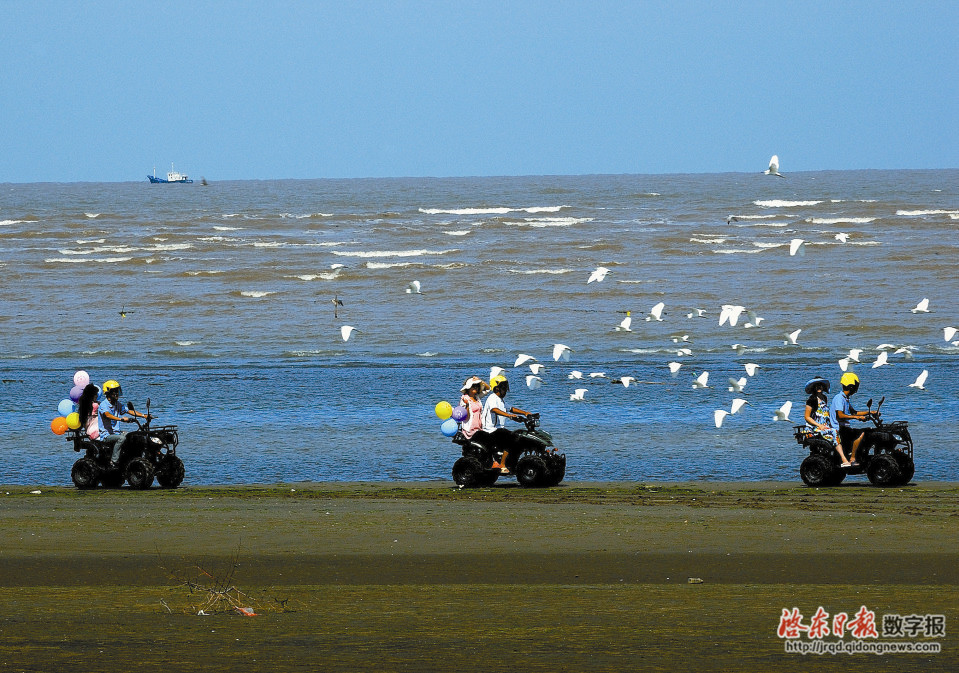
[728,377,747,393]
[774,401,793,421]
[692,372,709,389]
[789,238,805,257]
[908,370,928,390]
[588,372,607,379]
[872,351,889,369]
[719,304,745,327]
[613,376,636,388]
[848,349,862,362]
[647,302,665,322]
[570,388,587,401]
[944,327,958,342]
[732,343,747,355]
[668,362,683,374]
[730,398,748,415]
[743,311,765,329]
[529,363,545,375]
[764,155,784,178]
[676,347,693,357]
[340,325,355,342]
[514,354,536,368]
[616,312,632,332]
[490,366,505,380]
[835,232,849,243]
[894,346,915,360]
[686,308,706,319]
[838,358,851,372]
[714,409,729,428]
[744,363,760,376]
[553,344,572,361]
[525,375,543,390]
[784,329,802,345]
[406,280,422,294]
[911,298,930,313]
[671,334,690,343]
[587,267,610,284]
[568,370,583,379]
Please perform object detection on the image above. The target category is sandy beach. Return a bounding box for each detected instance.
[1,481,956,672]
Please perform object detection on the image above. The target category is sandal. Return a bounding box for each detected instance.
[840,462,852,468]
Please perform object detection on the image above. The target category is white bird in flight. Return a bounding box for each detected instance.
[687,308,707,319]
[553,344,573,361]
[668,362,682,374]
[671,334,690,343]
[784,329,802,345]
[732,343,747,355]
[789,238,805,257]
[774,401,792,421]
[570,388,587,401]
[646,302,665,322]
[514,353,536,368]
[525,375,543,390]
[728,377,747,393]
[730,398,748,415]
[944,327,958,342]
[714,409,728,428]
[719,304,745,327]
[676,347,693,357]
[835,232,849,243]
[744,363,760,377]
[588,372,607,379]
[848,349,863,363]
[490,366,505,380]
[692,372,709,389]
[528,363,545,375]
[911,298,930,313]
[908,370,928,390]
[872,351,889,369]
[587,267,610,284]
[568,370,583,379]
[764,155,784,178]
[613,376,636,388]
[406,280,422,294]
[615,312,632,332]
[340,325,355,342]
[838,358,851,372]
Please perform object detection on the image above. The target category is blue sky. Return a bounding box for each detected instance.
[1,2,956,182]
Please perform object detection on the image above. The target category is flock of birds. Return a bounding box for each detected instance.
[328,155,954,430]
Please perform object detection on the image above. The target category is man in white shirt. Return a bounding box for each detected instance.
[481,375,531,473]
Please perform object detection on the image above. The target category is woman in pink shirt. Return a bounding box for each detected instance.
[459,376,487,438]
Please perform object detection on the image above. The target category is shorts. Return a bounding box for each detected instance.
[838,426,864,448]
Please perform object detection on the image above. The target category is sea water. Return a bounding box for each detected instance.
[1,171,957,484]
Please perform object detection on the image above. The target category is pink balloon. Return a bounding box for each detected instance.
[74,370,90,387]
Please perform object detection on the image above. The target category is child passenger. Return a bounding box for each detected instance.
[804,377,851,467]
[459,376,488,439]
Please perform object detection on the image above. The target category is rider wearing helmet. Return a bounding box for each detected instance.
[98,380,148,467]
[480,375,532,473]
[829,373,871,466]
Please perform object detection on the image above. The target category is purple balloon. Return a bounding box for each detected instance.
[451,405,468,422]
[69,385,83,402]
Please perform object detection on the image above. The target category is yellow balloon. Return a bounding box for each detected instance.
[434,401,453,420]
[65,412,81,430]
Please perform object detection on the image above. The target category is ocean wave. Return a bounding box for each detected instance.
[896,209,959,216]
[238,291,276,298]
[289,272,339,280]
[251,241,287,248]
[419,205,566,215]
[366,262,418,269]
[174,341,198,346]
[733,221,790,227]
[417,352,438,357]
[0,220,26,226]
[512,217,592,228]
[754,200,823,207]
[806,217,877,225]
[76,238,105,244]
[331,248,458,258]
[45,256,133,263]
[84,213,100,218]
[690,237,727,244]
[507,268,573,275]
[712,249,763,254]
[752,242,785,249]
[444,230,472,236]
[185,270,225,276]
[213,225,242,231]
[728,214,778,221]
[280,212,333,219]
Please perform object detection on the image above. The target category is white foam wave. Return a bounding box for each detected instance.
[513,217,592,228]
[417,352,438,357]
[239,291,275,298]
[444,230,472,236]
[950,214,959,220]
[186,270,224,276]
[754,200,823,207]
[76,239,105,244]
[174,341,198,346]
[365,262,417,269]
[419,205,565,215]
[0,219,26,226]
[84,213,100,218]
[848,241,882,246]
[507,268,573,275]
[730,214,778,220]
[690,237,727,244]
[45,257,132,263]
[151,243,192,251]
[713,249,763,254]
[222,213,241,218]
[332,248,457,258]
[733,221,790,227]
[280,212,333,219]
[252,241,287,248]
[896,209,959,216]
[752,242,785,249]
[806,217,877,225]
[213,225,242,231]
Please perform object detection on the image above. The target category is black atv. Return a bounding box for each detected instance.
[795,396,914,487]
[67,399,185,490]
[451,412,566,488]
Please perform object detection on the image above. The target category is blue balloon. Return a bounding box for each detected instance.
[57,399,75,416]
[440,419,459,437]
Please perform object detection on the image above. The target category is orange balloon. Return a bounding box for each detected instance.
[51,417,68,435]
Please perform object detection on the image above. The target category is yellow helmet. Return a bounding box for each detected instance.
[489,375,508,390]
[840,373,860,388]
[102,380,121,394]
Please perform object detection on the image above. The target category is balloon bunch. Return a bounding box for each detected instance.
[50,370,99,439]
[435,400,469,436]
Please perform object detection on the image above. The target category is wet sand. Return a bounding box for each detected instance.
[1,481,957,672]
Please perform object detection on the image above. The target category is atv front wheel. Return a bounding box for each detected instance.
[71,458,99,490]
[515,455,548,488]
[867,454,901,487]
[156,455,185,488]
[125,457,155,490]
[452,456,484,488]
[543,453,566,487]
[893,454,915,485]
[800,455,832,487]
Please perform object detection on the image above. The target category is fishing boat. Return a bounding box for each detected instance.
[148,164,193,183]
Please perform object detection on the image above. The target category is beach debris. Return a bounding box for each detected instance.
[687,577,704,584]
[30,490,41,494]
[236,607,257,617]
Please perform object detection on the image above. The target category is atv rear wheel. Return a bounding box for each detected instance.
[125,457,155,490]
[452,456,485,488]
[156,455,185,488]
[866,454,901,487]
[893,454,915,485]
[800,455,832,487]
[71,458,99,490]
[515,455,548,488]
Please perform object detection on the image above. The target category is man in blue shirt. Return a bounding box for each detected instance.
[98,379,147,466]
[830,373,872,466]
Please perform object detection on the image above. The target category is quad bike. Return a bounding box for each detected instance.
[67,399,185,490]
[451,412,566,488]
[795,396,914,487]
